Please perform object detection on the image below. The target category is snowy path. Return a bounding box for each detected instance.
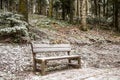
[25,68,120,80]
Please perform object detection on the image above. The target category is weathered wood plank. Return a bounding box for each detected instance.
[32,44,71,48]
[33,47,71,52]
[36,55,80,60]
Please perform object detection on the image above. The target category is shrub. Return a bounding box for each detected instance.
[0,11,29,43]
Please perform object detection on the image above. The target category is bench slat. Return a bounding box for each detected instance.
[33,47,71,52]
[32,44,71,48]
[36,55,80,61]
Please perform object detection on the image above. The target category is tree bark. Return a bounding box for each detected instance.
[62,1,65,20]
[98,0,101,25]
[103,0,106,17]
[18,0,28,22]
[49,0,53,18]
[32,0,36,14]
[80,0,87,31]
[114,0,119,31]
[106,0,109,18]
[94,0,98,16]
[37,0,42,14]
[76,0,79,16]
[70,0,74,23]
[0,0,2,9]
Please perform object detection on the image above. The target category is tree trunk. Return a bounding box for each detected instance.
[69,0,74,23]
[49,0,53,17]
[114,0,119,31]
[76,0,79,24]
[32,1,36,14]
[80,0,87,31]
[40,0,42,14]
[37,0,42,14]
[55,8,58,19]
[94,0,98,16]
[103,0,106,17]
[6,0,9,11]
[106,0,109,18]
[98,0,101,25]
[62,2,65,20]
[76,0,79,16]
[38,0,40,14]
[0,0,2,9]
[8,0,12,12]
[18,0,28,22]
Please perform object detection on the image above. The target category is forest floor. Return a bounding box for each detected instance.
[27,14,120,80]
[0,14,120,80]
[29,14,120,44]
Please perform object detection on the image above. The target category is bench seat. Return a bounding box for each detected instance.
[36,55,80,61]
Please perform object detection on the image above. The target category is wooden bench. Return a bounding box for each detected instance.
[31,42,81,75]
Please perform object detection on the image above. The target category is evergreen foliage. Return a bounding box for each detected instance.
[0,11,29,43]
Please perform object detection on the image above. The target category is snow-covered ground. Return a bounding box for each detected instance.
[0,43,120,80]
[25,68,120,80]
[0,14,120,80]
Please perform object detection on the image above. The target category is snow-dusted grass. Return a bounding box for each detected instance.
[29,14,70,31]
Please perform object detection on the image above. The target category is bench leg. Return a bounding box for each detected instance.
[77,58,81,68]
[68,59,71,63]
[41,60,46,76]
[33,59,37,72]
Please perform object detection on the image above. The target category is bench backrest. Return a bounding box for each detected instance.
[31,43,71,53]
